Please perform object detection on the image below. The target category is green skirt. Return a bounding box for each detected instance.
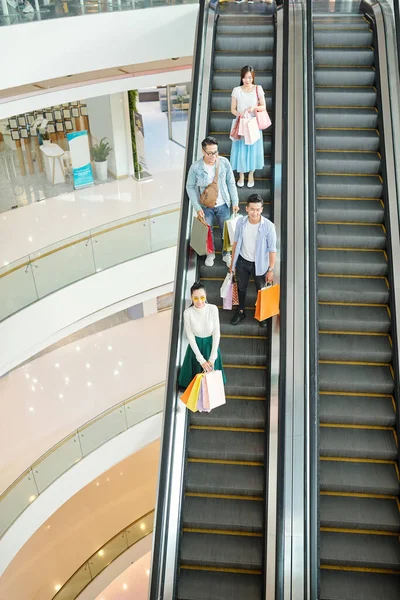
[178,335,227,388]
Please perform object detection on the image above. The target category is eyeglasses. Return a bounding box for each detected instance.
[193,296,206,301]
[203,150,218,157]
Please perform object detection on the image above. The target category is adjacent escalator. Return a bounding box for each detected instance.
[312,12,400,598]
[176,7,275,600]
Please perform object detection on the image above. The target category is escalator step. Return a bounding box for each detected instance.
[315,107,378,128]
[215,34,274,53]
[317,276,389,304]
[316,175,382,199]
[177,568,262,600]
[320,393,396,426]
[314,18,370,29]
[319,363,393,394]
[315,67,375,86]
[314,29,373,46]
[180,531,263,570]
[318,333,392,363]
[320,427,397,460]
[217,23,274,35]
[320,531,400,570]
[315,86,376,107]
[317,249,387,276]
[214,52,273,71]
[320,570,400,600]
[314,47,374,66]
[191,398,265,429]
[213,71,272,90]
[218,309,262,336]
[320,460,400,495]
[183,496,263,532]
[186,461,264,497]
[220,336,268,366]
[316,130,380,152]
[320,495,400,532]
[187,429,265,462]
[224,365,268,398]
[318,304,391,333]
[317,198,384,222]
[316,154,381,175]
[318,223,386,249]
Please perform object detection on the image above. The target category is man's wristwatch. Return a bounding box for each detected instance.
[267,267,274,272]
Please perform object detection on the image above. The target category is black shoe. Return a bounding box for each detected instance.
[231,310,246,326]
[259,319,268,328]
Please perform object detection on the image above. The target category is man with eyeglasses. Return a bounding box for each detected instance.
[186,136,240,268]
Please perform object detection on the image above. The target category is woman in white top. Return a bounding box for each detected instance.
[230,65,269,188]
[178,282,226,387]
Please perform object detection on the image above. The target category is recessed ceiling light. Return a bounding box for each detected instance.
[54,584,61,592]
[29,495,36,502]
[98,549,104,557]
[29,407,34,412]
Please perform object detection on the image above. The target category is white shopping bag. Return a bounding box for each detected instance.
[227,215,242,245]
[220,273,232,299]
[203,370,226,411]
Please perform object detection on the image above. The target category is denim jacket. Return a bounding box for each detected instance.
[186,156,239,212]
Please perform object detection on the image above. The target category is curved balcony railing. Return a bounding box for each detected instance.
[53,509,154,600]
[0,0,197,29]
[0,382,165,537]
[0,204,179,322]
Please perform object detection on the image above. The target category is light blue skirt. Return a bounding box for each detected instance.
[230,134,264,174]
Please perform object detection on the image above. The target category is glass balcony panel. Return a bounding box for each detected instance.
[88,533,128,578]
[78,406,127,456]
[125,385,165,427]
[149,209,180,253]
[0,471,38,537]
[126,511,154,546]
[54,563,92,600]
[30,232,95,297]
[91,214,152,271]
[33,434,83,493]
[0,258,38,320]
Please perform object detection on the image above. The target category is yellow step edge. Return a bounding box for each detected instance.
[190,425,264,433]
[180,565,262,575]
[316,127,378,131]
[320,424,394,431]
[321,565,400,575]
[226,395,266,401]
[318,274,387,280]
[188,457,263,466]
[183,528,262,538]
[316,149,378,154]
[318,196,381,200]
[318,301,388,307]
[319,360,391,366]
[315,65,375,69]
[320,457,396,465]
[319,331,390,337]
[316,84,375,89]
[318,247,385,253]
[221,334,267,340]
[186,492,263,501]
[321,526,399,537]
[315,45,374,49]
[319,391,394,399]
[224,364,266,370]
[317,222,384,227]
[321,491,398,500]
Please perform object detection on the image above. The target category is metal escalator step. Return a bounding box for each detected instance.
[314,29,373,47]
[320,394,396,426]
[214,52,273,71]
[313,16,367,24]
[318,304,391,333]
[320,495,400,532]
[320,460,400,495]
[186,462,264,497]
[213,71,272,91]
[316,107,378,129]
[219,337,268,367]
[215,35,274,53]
[316,130,380,152]
[317,198,383,222]
[216,132,272,155]
[317,249,387,276]
[211,91,273,112]
[188,429,265,462]
[316,153,380,175]
[318,223,386,249]
[320,427,397,460]
[224,366,267,398]
[191,398,266,429]
[315,47,374,67]
[321,570,400,600]
[317,175,383,199]
[218,309,261,336]
[319,332,392,363]
[183,496,263,533]
[315,86,376,108]
[177,568,262,600]
[320,531,400,570]
[315,67,375,86]
[218,23,274,35]
[180,531,263,570]
[319,363,393,394]
[318,276,389,303]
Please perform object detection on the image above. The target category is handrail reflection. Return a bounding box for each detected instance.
[53,509,154,600]
[0,382,165,538]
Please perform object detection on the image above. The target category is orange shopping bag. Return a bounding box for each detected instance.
[186,373,204,412]
[180,374,199,405]
[254,284,280,322]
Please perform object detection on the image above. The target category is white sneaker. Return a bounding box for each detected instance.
[222,254,232,269]
[205,253,215,267]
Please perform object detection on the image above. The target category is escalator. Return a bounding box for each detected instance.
[176,5,276,599]
[311,9,400,598]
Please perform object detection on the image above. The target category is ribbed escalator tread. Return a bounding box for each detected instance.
[316,153,381,175]
[317,276,389,304]
[218,309,262,336]
[183,496,263,532]
[317,198,384,222]
[219,337,268,366]
[314,29,373,46]
[213,71,272,90]
[320,394,396,426]
[191,398,265,428]
[319,363,394,394]
[319,333,392,362]
[315,66,375,86]
[318,304,390,333]
[320,427,397,460]
[224,365,267,398]
[186,461,264,497]
[215,34,274,52]
[320,460,400,496]
[316,175,383,199]
[316,130,380,152]
[320,495,400,532]
[314,47,374,66]
[180,531,262,570]
[214,52,273,71]
[177,569,262,600]
[317,249,387,276]
[321,570,400,600]
[320,531,400,570]
[217,23,274,34]
[187,429,265,462]
[315,107,378,128]
[315,86,376,107]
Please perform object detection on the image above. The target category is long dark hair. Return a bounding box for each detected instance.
[190,281,207,306]
[240,65,256,86]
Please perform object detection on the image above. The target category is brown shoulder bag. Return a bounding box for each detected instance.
[200,160,220,208]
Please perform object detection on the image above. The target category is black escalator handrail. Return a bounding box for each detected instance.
[148,1,209,598]
[305,0,319,598]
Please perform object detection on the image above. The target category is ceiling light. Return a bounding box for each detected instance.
[31,386,36,392]
[29,407,34,412]
[118,361,123,367]
[25,373,30,379]
[122,584,128,591]
[76,345,81,352]
[55,363,60,368]
[113,370,119,376]
[29,495,36,502]
[32,378,38,384]
[107,345,113,351]
[96,482,100,487]
[98,549,104,557]
[140,523,145,531]
[54,584,61,592]
[86,363,91,369]
[146,569,150,576]
[87,381,92,387]
[59,394,64,399]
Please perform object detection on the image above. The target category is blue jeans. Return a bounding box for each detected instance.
[203,203,231,256]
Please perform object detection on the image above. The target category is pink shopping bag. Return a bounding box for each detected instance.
[238,115,248,136]
[223,282,233,310]
[256,109,272,130]
[197,377,210,413]
[203,370,226,411]
[245,117,261,145]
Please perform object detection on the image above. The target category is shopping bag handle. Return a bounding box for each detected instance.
[196,214,207,226]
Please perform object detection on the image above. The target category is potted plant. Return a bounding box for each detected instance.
[91,137,112,181]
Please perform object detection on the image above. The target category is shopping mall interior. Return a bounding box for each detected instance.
[1,0,400,599]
